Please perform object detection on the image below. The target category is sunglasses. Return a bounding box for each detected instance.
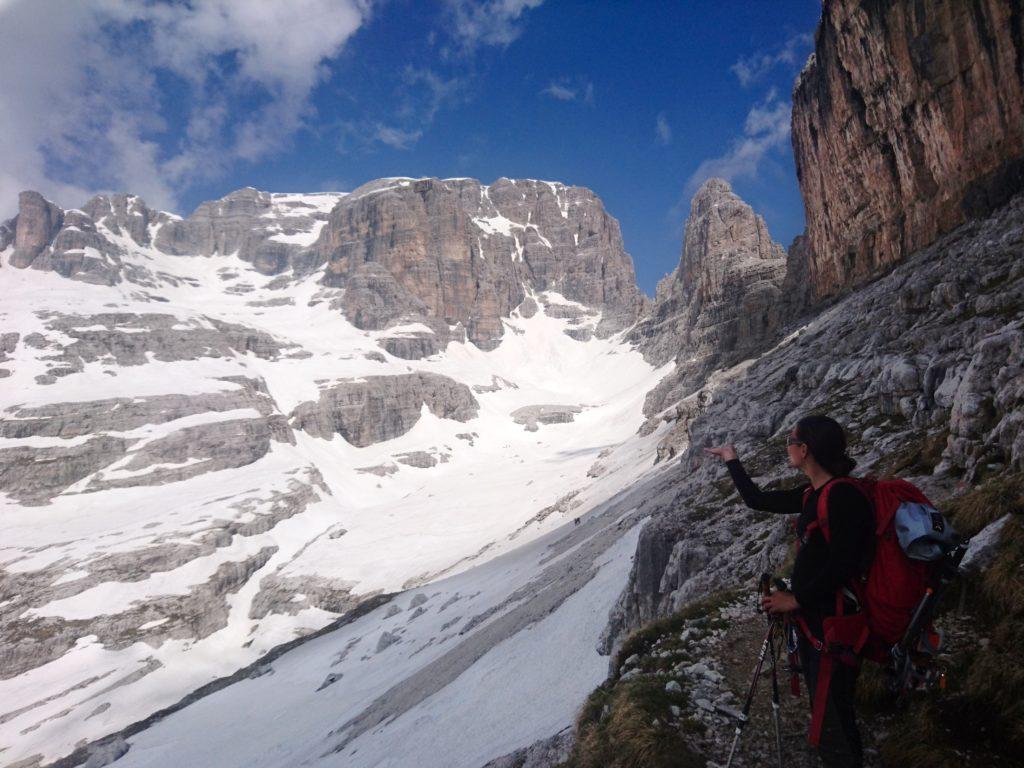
[786,435,805,447]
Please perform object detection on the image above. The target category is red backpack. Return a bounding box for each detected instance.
[805,477,935,651]
[795,476,953,746]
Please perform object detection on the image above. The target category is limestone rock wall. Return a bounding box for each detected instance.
[289,372,480,447]
[792,0,1024,299]
[630,179,788,416]
[312,177,645,349]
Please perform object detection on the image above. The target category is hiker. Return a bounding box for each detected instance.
[705,415,872,768]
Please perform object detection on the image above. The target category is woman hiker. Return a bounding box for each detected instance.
[705,414,873,768]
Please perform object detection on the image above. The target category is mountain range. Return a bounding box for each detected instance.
[1,1,1022,766]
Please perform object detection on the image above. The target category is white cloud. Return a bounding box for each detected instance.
[541,83,578,101]
[0,0,372,218]
[655,113,672,145]
[446,0,545,50]
[335,67,464,154]
[684,90,791,196]
[540,78,594,105]
[731,31,813,88]
[373,125,424,150]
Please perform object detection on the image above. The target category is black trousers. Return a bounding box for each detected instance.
[798,638,864,768]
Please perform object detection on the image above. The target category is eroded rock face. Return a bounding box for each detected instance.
[83,194,156,247]
[0,378,294,503]
[290,373,479,447]
[312,177,645,348]
[0,381,277,439]
[2,187,343,285]
[23,312,302,384]
[10,191,63,269]
[631,179,787,414]
[0,547,277,680]
[0,218,15,254]
[155,188,342,274]
[792,0,1024,300]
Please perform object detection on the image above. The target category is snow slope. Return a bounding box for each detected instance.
[0,191,675,767]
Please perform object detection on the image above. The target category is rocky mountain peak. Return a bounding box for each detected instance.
[82,193,158,247]
[678,177,785,300]
[311,176,644,350]
[630,179,788,428]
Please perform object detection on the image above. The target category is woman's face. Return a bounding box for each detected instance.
[786,428,807,468]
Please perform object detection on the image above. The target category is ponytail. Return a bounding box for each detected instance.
[795,414,857,477]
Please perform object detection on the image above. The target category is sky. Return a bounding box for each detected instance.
[0,0,821,295]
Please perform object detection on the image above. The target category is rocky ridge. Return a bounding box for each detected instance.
[629,178,788,453]
[1,177,645,355]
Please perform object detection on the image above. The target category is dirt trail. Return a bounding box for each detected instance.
[713,610,883,768]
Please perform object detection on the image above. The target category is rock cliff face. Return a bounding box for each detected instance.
[312,177,645,349]
[10,191,63,269]
[793,0,1024,299]
[156,187,344,274]
[630,179,787,422]
[0,188,343,286]
[289,373,479,447]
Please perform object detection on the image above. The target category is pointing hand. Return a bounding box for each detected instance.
[703,444,737,462]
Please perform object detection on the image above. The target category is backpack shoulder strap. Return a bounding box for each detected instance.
[810,477,859,543]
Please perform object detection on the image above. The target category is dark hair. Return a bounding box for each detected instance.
[795,414,857,477]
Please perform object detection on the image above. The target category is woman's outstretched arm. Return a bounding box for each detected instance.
[704,445,806,515]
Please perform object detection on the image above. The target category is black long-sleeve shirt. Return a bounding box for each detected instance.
[725,458,873,635]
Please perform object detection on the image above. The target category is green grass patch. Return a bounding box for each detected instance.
[612,589,741,674]
[944,471,1024,538]
[558,593,744,768]
[875,428,949,478]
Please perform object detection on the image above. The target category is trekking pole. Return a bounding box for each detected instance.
[765,582,785,768]
[723,575,782,768]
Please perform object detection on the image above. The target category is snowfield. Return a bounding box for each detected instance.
[0,192,679,767]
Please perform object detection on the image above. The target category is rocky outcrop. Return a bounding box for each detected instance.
[24,313,302,384]
[481,728,573,768]
[9,191,63,269]
[0,435,132,504]
[0,546,277,680]
[0,218,15,255]
[0,380,277,439]
[0,379,292,503]
[604,191,1024,652]
[0,332,17,377]
[2,187,341,285]
[249,574,364,619]
[0,468,325,686]
[155,188,343,274]
[510,404,584,431]
[792,0,1024,300]
[85,415,293,492]
[290,373,479,447]
[631,179,787,416]
[4,192,164,284]
[82,194,157,247]
[312,177,645,349]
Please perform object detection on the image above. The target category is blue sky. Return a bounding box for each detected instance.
[0,0,821,294]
